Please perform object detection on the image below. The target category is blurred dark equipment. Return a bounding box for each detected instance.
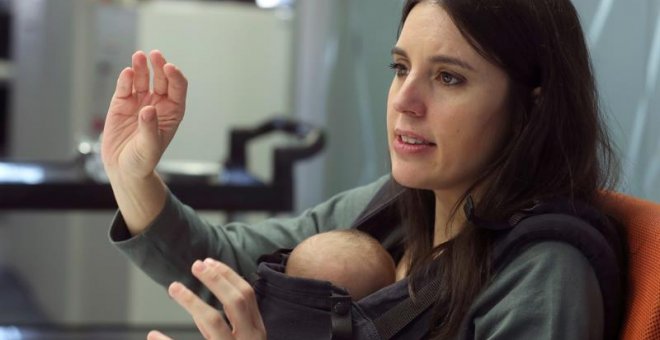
[0,117,325,212]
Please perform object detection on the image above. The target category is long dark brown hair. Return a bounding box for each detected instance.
[396,0,620,338]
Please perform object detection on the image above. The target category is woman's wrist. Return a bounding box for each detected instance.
[107,169,168,236]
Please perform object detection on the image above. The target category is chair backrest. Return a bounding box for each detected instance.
[600,192,660,340]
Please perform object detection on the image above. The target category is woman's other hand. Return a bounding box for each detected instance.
[102,50,187,179]
[148,258,266,340]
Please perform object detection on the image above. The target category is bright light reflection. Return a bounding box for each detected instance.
[0,163,46,184]
[256,0,293,9]
[0,326,23,340]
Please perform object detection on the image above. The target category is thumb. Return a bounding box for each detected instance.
[135,106,162,167]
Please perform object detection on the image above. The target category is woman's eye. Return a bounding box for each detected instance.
[439,72,463,85]
[389,63,409,77]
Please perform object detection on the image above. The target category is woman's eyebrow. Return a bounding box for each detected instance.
[391,46,475,71]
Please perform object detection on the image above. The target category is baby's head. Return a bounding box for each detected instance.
[285,229,396,300]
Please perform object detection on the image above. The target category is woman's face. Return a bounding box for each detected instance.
[387,2,511,196]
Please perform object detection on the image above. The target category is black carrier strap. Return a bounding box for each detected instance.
[351,177,406,261]
[351,176,405,232]
[372,278,441,339]
[490,213,623,340]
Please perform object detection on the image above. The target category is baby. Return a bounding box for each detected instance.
[285,229,396,300]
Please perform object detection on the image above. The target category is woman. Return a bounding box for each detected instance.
[103,0,621,339]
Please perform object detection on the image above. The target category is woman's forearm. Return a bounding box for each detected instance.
[107,170,168,236]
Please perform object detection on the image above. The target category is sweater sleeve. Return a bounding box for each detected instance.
[461,241,604,340]
[108,175,390,300]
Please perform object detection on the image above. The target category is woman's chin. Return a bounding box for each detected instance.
[391,169,434,190]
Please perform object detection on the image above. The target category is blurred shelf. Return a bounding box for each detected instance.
[0,160,292,212]
[0,117,324,212]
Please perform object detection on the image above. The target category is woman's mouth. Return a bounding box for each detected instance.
[400,135,432,145]
[393,130,436,154]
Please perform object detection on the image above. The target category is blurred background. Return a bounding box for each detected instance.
[0,0,657,337]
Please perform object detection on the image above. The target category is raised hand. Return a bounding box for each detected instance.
[102,50,188,179]
[101,50,188,234]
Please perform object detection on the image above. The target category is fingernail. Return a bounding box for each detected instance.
[168,282,182,296]
[193,260,206,273]
[204,258,215,265]
[141,108,154,122]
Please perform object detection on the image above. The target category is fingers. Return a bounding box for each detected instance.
[164,63,188,105]
[150,50,168,96]
[192,259,265,335]
[114,67,134,99]
[132,51,150,97]
[130,50,187,106]
[146,330,173,340]
[168,281,233,340]
[166,260,266,340]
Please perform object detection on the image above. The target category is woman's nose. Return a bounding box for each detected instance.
[391,76,427,117]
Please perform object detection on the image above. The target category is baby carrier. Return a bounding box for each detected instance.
[251,178,626,339]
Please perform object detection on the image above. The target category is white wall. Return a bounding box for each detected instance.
[138,2,294,183]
